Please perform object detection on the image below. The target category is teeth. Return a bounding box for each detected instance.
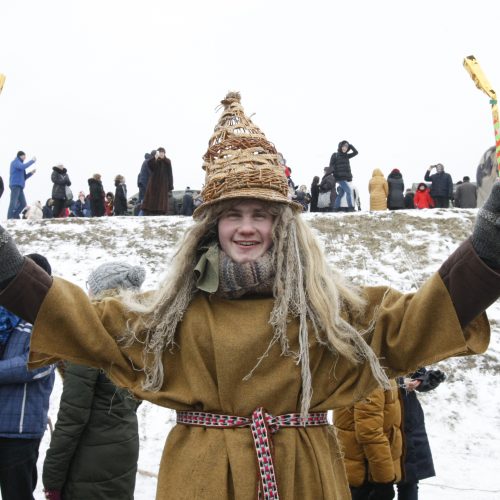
[237,242,257,246]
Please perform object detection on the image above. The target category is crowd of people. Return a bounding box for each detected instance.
[0,141,482,222]
[0,91,498,500]
[0,148,178,220]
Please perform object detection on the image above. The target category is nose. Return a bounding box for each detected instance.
[238,215,256,234]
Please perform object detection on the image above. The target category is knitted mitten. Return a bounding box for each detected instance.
[471,182,500,268]
[0,225,24,284]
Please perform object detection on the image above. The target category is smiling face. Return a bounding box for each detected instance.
[218,200,274,263]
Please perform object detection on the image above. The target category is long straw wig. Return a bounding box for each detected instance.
[122,201,389,416]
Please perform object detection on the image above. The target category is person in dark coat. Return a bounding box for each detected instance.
[397,368,446,499]
[42,199,55,219]
[318,167,336,212]
[310,176,320,212]
[424,164,453,208]
[0,176,4,199]
[387,169,405,210]
[137,151,154,211]
[181,187,194,216]
[88,174,106,217]
[330,140,358,211]
[404,189,415,209]
[51,165,72,218]
[113,175,128,216]
[142,147,174,215]
[70,192,90,217]
[454,176,477,208]
[42,261,146,500]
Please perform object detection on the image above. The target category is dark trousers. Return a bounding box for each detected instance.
[351,482,395,500]
[0,437,41,500]
[433,196,449,208]
[397,481,418,500]
[52,198,66,217]
[7,186,27,219]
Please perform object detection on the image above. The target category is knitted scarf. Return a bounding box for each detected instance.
[0,306,21,358]
[217,250,275,299]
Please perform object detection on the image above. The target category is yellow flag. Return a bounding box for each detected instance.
[463,55,496,99]
[0,73,5,95]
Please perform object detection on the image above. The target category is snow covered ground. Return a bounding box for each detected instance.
[2,209,498,499]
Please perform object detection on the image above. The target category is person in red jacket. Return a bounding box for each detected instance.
[413,183,435,209]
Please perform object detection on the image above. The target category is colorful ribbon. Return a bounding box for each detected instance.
[177,408,329,499]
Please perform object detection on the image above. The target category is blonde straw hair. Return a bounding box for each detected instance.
[122,201,389,416]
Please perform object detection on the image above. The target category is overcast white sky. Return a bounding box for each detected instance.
[1,0,499,215]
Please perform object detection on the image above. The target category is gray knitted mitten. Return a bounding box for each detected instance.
[0,225,24,283]
[471,182,500,268]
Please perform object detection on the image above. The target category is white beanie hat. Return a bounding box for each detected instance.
[87,261,146,296]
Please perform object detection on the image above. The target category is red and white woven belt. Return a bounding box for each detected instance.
[176,407,328,500]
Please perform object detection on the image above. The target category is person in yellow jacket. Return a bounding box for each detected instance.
[369,168,389,211]
[334,380,402,500]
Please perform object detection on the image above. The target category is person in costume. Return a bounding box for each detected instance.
[0,92,499,500]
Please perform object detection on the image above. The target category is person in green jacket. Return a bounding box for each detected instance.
[42,262,146,500]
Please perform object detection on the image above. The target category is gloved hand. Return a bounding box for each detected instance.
[417,369,446,392]
[44,490,62,500]
[471,182,500,268]
[0,225,24,285]
[368,482,395,500]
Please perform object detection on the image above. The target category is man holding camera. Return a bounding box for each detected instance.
[424,163,453,208]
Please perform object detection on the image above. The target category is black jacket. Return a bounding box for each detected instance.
[137,154,152,201]
[424,170,453,198]
[114,183,128,215]
[387,172,405,209]
[398,368,445,483]
[404,192,415,209]
[0,176,4,199]
[329,145,358,181]
[51,167,71,201]
[310,181,320,212]
[88,178,105,217]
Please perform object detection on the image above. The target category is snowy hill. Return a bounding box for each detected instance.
[3,209,499,500]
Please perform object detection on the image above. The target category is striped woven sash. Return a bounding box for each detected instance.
[177,407,328,499]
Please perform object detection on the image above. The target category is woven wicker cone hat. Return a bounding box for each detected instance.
[193,92,302,218]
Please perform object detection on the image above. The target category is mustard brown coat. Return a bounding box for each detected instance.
[369,169,388,211]
[333,381,403,487]
[0,241,498,500]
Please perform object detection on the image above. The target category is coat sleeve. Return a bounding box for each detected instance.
[42,364,99,490]
[0,328,54,384]
[167,159,174,191]
[353,389,396,483]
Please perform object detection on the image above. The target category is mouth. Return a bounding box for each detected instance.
[234,241,260,247]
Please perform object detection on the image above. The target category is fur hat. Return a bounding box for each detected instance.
[87,261,146,296]
[193,92,301,217]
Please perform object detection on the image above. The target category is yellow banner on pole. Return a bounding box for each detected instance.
[463,55,496,99]
[0,73,6,95]
[463,55,500,177]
